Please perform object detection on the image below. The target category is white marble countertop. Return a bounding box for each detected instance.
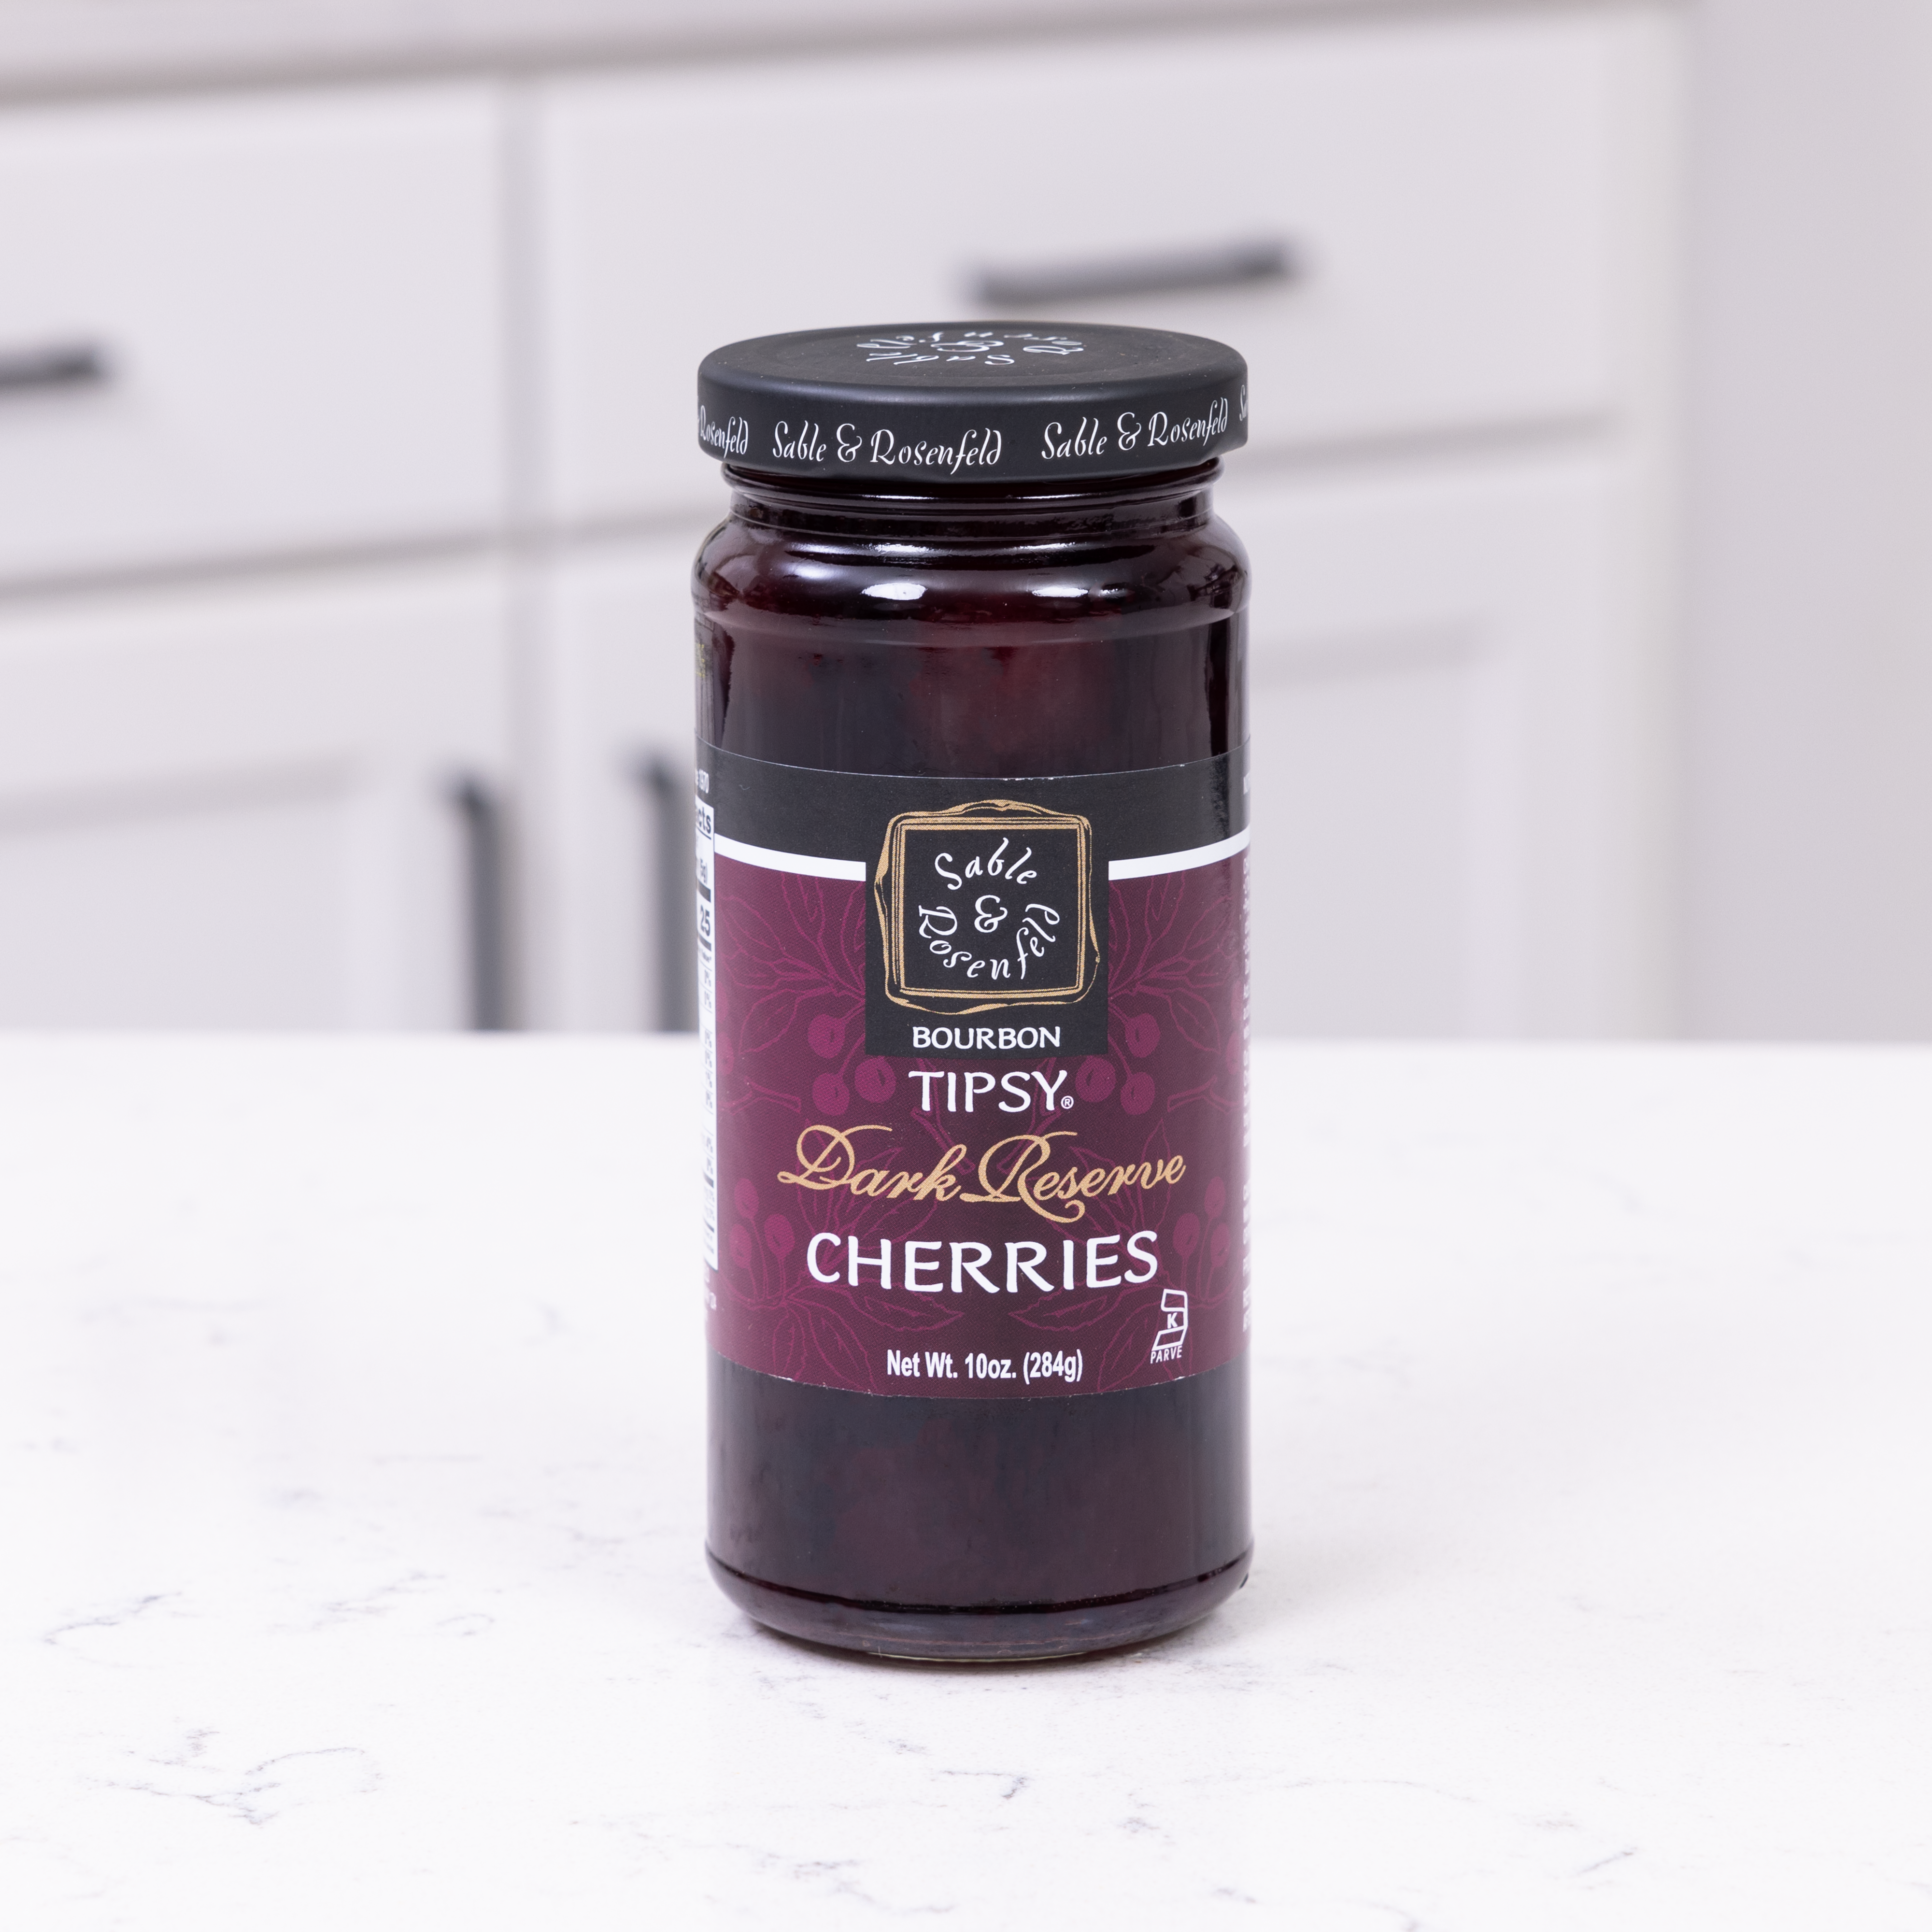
[2,1037,1929,1927]
[0,0,1495,98]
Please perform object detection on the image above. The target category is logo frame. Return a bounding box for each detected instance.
[874,797,1098,1016]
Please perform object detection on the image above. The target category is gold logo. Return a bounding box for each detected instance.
[876,798,1098,1015]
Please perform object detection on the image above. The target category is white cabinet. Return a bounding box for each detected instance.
[0,3,1682,1038]
[535,9,1641,524]
[531,5,1681,1038]
[0,567,511,1027]
[1222,454,1666,1037]
[0,85,507,584]
[526,539,697,1032]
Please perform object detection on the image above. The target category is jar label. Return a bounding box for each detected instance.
[698,746,1249,1399]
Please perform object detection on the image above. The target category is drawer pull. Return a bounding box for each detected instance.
[0,341,113,397]
[636,753,696,1033]
[972,238,1299,309]
[448,775,512,1031]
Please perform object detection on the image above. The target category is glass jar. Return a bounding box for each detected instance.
[693,325,1251,1660]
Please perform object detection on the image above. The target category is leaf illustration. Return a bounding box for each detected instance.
[808,1277,964,1334]
[1010,1295,1135,1335]
[1166,988,1221,1051]
[858,1297,966,1335]
[740,989,803,1054]
[1096,1320,1154,1392]
[806,1306,871,1388]
[772,1310,806,1382]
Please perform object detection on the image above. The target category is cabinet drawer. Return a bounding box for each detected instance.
[0,86,507,583]
[0,565,512,1028]
[539,11,1636,521]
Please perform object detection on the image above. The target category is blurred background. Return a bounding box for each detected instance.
[0,0,1919,1041]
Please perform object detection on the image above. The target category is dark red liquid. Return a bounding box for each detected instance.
[697,462,1251,1659]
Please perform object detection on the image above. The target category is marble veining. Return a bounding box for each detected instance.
[1,1038,1929,1928]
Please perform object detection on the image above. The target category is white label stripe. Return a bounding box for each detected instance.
[714,835,867,881]
[712,827,1247,883]
[1108,828,1250,881]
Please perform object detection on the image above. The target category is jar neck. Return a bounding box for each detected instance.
[721,459,1221,548]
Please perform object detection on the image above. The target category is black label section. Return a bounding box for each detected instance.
[703,747,1246,867]
[699,747,1247,1060]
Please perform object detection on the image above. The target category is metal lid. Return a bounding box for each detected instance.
[697,322,1248,484]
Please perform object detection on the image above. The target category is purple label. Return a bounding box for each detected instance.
[704,852,1249,1398]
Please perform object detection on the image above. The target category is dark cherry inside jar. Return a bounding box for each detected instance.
[693,325,1252,1660]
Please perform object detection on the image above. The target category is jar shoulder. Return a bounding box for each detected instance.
[693,512,1249,628]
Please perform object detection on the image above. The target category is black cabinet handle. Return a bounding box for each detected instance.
[972,237,1300,310]
[448,776,512,1032]
[635,754,696,1033]
[0,341,113,397]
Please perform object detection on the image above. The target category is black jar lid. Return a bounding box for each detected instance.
[697,322,1247,485]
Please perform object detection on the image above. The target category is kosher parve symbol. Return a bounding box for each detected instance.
[875,799,1098,1014]
[857,330,1086,367]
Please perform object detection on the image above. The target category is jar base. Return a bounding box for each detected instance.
[706,1547,1252,1662]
